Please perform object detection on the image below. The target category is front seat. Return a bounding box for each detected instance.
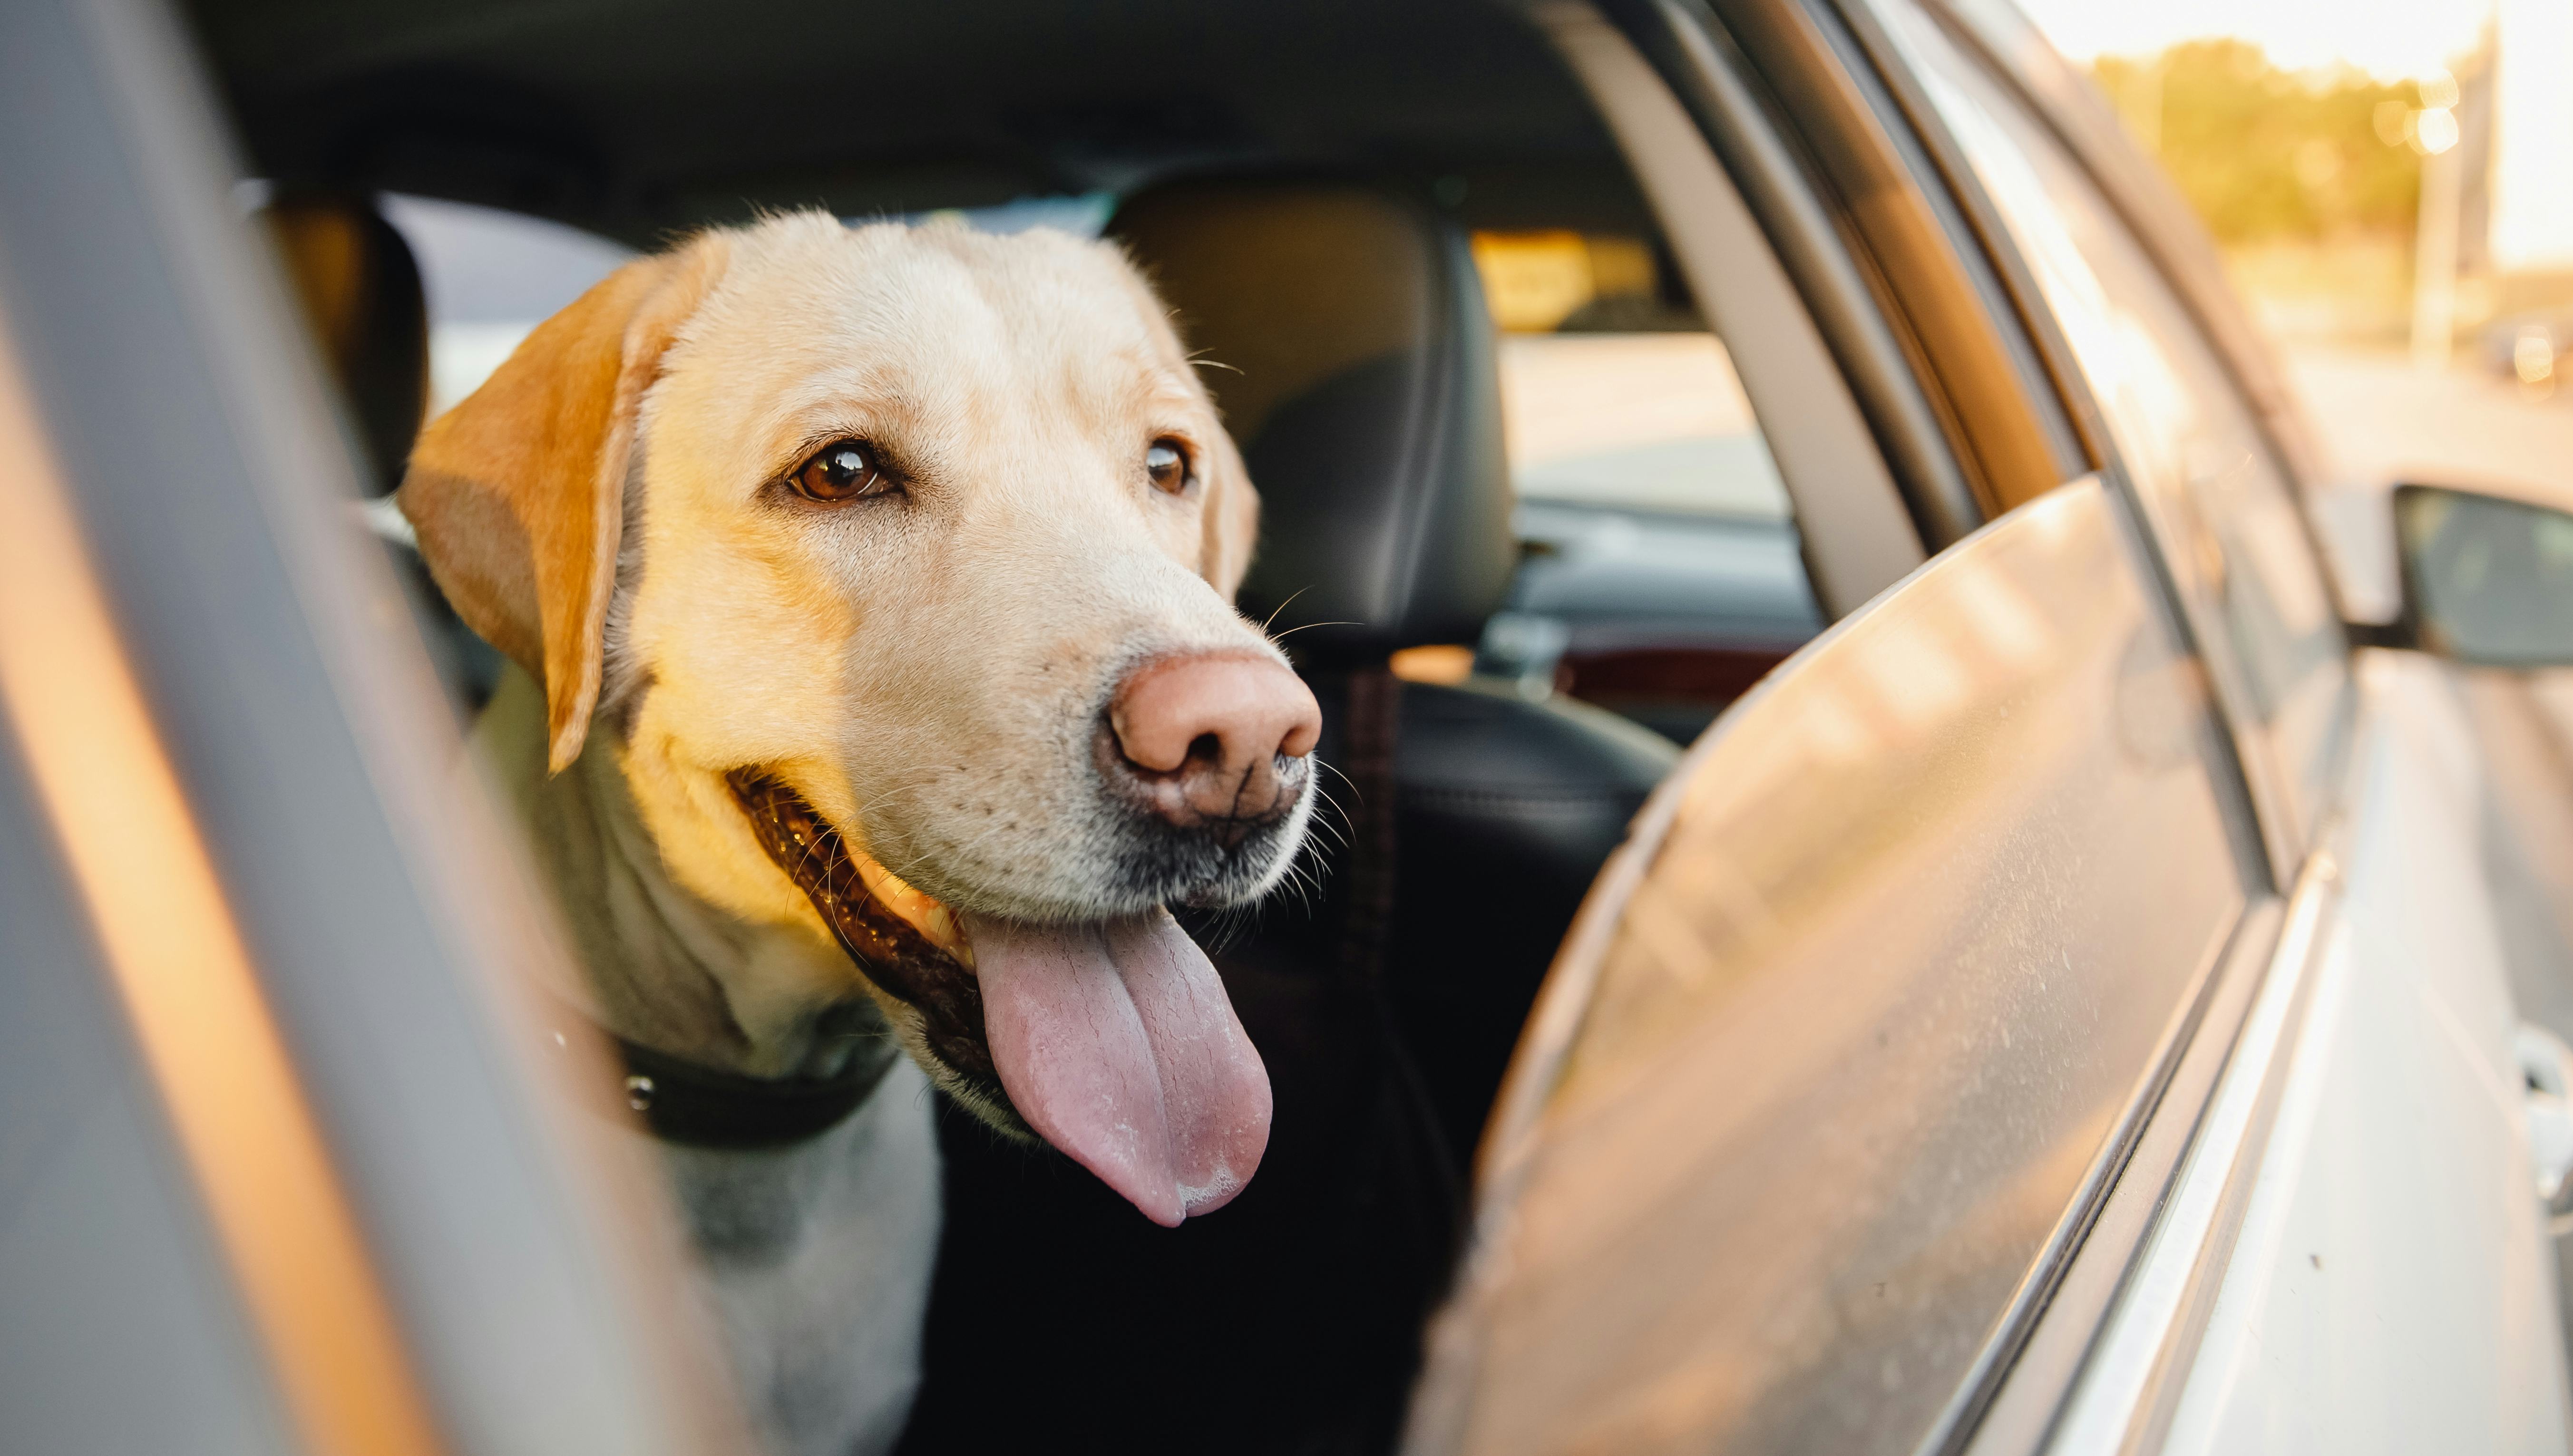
[263,193,429,494]
[264,193,507,708]
[1115,178,1682,1157]
[899,181,1677,1456]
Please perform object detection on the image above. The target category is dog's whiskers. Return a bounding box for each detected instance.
[1257,585,1312,638]
[1268,619,1361,642]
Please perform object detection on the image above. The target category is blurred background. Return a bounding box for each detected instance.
[2021,0,2573,504]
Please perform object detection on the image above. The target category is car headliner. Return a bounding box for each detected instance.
[178,0,1636,242]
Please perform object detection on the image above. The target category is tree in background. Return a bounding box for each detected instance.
[2093,41,2420,246]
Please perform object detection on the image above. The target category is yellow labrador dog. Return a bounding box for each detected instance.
[399,210,1320,1454]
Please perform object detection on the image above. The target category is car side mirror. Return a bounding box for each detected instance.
[2389,483,2573,668]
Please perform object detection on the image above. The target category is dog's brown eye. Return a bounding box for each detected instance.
[790,439,893,503]
[1145,437,1192,495]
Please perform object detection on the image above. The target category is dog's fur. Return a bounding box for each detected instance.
[403,211,1306,1455]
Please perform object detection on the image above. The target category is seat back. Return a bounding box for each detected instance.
[1113,180,1517,664]
[263,194,429,493]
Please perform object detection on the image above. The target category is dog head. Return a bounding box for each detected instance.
[400,211,1317,1224]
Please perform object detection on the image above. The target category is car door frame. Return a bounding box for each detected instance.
[1509,1,2380,1451]
[1757,2,2569,1452]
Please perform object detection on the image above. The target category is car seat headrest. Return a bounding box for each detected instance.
[263,194,428,495]
[1111,180,1515,666]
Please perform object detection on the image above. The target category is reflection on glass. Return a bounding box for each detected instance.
[1878,4,2352,853]
[1422,482,2247,1456]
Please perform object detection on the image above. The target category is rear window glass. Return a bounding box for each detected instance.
[1473,230,1790,521]
[381,195,632,416]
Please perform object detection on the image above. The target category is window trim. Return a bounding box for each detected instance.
[2022,848,2340,1456]
[1885,0,2364,651]
[1534,0,1926,617]
[1592,0,2007,549]
[1811,0,2114,484]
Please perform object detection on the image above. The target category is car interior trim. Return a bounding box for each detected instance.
[1535,0,1926,618]
[1596,0,1983,553]
[0,303,446,1456]
[1696,0,2067,515]
[2036,841,2344,1456]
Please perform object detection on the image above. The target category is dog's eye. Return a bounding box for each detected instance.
[1145,437,1192,495]
[790,439,894,503]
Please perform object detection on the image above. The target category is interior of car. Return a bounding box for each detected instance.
[181,0,1839,1449]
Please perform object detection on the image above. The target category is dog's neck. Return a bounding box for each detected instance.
[474,668,891,1081]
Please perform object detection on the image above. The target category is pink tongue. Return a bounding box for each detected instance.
[964,908,1271,1226]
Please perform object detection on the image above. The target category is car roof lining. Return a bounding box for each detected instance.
[180,0,1649,243]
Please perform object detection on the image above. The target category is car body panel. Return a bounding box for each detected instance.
[2158,655,2572,1455]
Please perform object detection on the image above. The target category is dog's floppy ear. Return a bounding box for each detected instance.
[399,234,730,773]
[1199,428,1261,603]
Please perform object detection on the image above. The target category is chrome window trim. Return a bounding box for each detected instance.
[2035,844,2341,1455]
[1920,893,2287,1456]
[1861,0,2356,891]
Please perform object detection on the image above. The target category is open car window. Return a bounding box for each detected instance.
[1477,229,1789,522]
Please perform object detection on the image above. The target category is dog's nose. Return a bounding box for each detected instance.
[1108,653,1321,830]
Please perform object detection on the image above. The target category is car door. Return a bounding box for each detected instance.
[1864,4,2573,1451]
[1402,6,2271,1455]
[1404,1,2571,1454]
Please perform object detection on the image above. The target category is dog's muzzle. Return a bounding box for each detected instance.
[729,769,1014,1116]
[728,765,1280,1226]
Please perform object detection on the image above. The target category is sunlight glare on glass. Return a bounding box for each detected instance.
[2412,104,2462,155]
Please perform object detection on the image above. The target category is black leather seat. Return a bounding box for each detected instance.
[1111,179,1681,1157]
[900,181,1676,1456]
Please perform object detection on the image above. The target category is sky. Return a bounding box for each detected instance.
[2015,0,2493,80]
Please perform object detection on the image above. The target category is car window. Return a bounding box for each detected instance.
[380,195,634,416]
[385,194,1116,417]
[1411,480,2252,1456]
[1874,0,2353,857]
[1475,230,1790,521]
[1466,229,1821,744]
